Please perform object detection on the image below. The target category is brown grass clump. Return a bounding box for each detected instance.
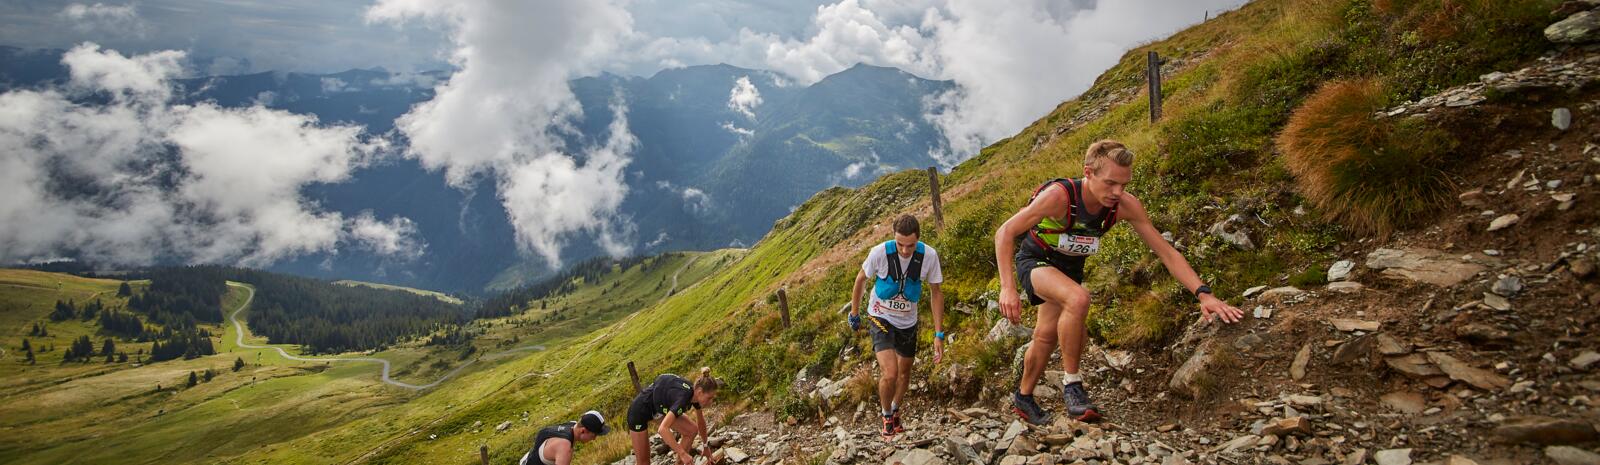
[1277,78,1456,236]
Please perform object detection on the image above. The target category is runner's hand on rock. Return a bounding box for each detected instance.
[1199,295,1243,324]
[999,288,1022,323]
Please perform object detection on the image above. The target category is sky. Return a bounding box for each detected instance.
[0,0,1249,268]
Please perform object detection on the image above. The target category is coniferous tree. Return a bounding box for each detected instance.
[203,369,215,382]
[49,300,75,321]
[233,357,245,372]
[117,282,132,297]
[20,339,30,353]
[186,371,197,387]
[101,338,116,357]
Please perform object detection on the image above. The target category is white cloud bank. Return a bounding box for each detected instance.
[0,43,422,266]
[59,3,148,38]
[367,0,640,267]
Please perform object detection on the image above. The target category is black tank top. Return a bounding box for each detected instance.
[530,422,576,465]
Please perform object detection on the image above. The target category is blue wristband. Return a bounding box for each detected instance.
[934,331,945,340]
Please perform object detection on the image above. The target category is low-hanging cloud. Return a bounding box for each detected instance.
[616,0,1244,165]
[0,43,422,267]
[59,3,147,38]
[727,76,762,119]
[367,0,640,268]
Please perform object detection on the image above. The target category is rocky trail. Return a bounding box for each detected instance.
[611,8,1600,465]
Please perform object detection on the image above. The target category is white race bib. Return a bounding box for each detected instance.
[1052,234,1101,257]
[877,297,915,315]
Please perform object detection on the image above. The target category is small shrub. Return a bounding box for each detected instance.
[1288,266,1328,287]
[1277,78,1455,236]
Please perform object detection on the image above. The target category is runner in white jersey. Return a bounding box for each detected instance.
[848,214,944,439]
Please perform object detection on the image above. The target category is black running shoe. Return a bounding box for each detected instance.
[1062,382,1102,422]
[1010,390,1051,425]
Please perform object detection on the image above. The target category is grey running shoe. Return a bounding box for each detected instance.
[1011,391,1051,425]
[1062,382,1102,422]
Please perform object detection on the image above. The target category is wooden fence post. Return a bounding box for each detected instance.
[479,444,489,465]
[627,361,642,393]
[777,289,790,329]
[927,167,944,230]
[1147,51,1163,123]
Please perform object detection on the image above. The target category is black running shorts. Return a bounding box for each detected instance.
[867,316,918,357]
[1015,236,1086,306]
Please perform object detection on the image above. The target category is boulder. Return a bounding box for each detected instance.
[945,435,983,465]
[1328,260,1356,281]
[1546,446,1600,465]
[1428,352,1510,391]
[1366,248,1486,287]
[1494,416,1600,445]
[1170,341,1220,399]
[1555,108,1576,130]
[900,448,943,465]
[988,318,1034,342]
[1549,10,1600,43]
[1207,214,1255,250]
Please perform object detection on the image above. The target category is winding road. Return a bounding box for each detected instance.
[226,283,542,390]
[343,254,706,464]
[226,254,702,392]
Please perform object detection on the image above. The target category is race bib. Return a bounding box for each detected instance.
[1052,234,1100,256]
[878,297,915,314]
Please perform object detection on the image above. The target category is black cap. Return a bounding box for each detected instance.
[579,410,611,435]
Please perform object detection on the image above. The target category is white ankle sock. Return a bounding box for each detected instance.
[1062,372,1083,385]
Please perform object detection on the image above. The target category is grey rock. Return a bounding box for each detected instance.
[1207,214,1255,250]
[1572,351,1600,370]
[1374,448,1413,465]
[496,421,512,432]
[1556,107,1576,130]
[1169,341,1219,399]
[1242,285,1269,298]
[900,448,943,465]
[1548,10,1600,43]
[1428,352,1511,390]
[1491,275,1524,297]
[1380,391,1426,414]
[1328,260,1355,281]
[1332,334,1375,365]
[1366,248,1487,287]
[988,318,1034,342]
[1482,292,1513,311]
[1290,342,1312,380]
[1546,446,1600,465]
[1259,286,1306,301]
[1326,281,1364,293]
[945,435,983,465]
[1487,213,1521,232]
[724,448,749,463]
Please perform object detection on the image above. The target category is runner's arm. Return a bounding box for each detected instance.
[929,282,944,363]
[695,407,710,449]
[548,439,575,465]
[994,185,1069,322]
[850,269,868,316]
[659,411,691,460]
[1119,195,1243,323]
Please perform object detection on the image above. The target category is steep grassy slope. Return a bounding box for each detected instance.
[282,1,1560,463]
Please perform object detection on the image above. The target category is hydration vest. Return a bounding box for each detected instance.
[873,241,925,302]
[1027,178,1119,253]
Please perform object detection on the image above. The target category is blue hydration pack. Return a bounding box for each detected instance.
[873,241,925,302]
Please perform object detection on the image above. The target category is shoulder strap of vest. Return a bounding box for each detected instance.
[906,242,924,282]
[1028,178,1076,233]
[884,241,901,283]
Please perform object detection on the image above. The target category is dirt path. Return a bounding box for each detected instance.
[344,256,702,463]
[225,283,543,391]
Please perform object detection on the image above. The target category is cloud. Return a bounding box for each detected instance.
[719,121,753,137]
[613,0,1244,165]
[59,3,147,38]
[321,77,348,93]
[349,212,425,260]
[0,43,420,267]
[368,0,640,268]
[727,75,762,118]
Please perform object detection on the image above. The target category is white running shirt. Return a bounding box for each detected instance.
[861,242,943,329]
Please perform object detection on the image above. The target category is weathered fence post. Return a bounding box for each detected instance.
[627,361,642,393]
[479,444,489,465]
[777,289,790,329]
[927,167,944,230]
[1147,51,1163,123]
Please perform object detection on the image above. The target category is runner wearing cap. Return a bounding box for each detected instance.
[627,367,722,465]
[518,410,611,465]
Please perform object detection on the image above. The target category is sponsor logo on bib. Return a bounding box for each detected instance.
[1053,234,1100,256]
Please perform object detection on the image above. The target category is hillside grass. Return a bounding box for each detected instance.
[5,1,1565,463]
[333,280,465,305]
[225,1,1562,463]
